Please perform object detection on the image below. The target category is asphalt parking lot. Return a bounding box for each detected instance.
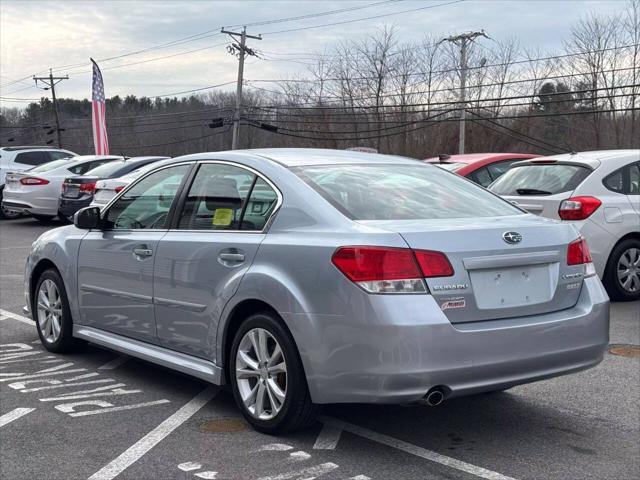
[1,217,638,480]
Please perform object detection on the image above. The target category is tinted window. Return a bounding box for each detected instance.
[490,164,591,196]
[104,165,189,229]
[295,164,520,220]
[178,164,255,230]
[68,160,112,175]
[14,151,48,166]
[603,169,624,193]
[629,163,639,195]
[469,167,493,187]
[486,160,517,180]
[48,151,73,161]
[85,160,127,178]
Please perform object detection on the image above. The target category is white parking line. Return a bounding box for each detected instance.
[313,422,343,450]
[320,416,518,480]
[0,407,35,428]
[256,463,339,480]
[0,309,34,326]
[88,386,218,480]
[98,356,129,371]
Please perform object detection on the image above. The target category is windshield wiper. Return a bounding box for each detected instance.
[516,188,552,195]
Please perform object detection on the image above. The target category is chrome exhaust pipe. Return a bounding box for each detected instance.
[425,387,445,406]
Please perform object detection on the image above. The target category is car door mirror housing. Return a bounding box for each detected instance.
[74,206,101,229]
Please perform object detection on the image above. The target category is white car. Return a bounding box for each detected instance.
[490,150,640,300]
[91,161,164,208]
[1,155,122,222]
[0,146,76,218]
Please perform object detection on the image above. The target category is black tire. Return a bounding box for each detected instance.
[33,269,78,353]
[31,214,55,223]
[229,311,319,434]
[603,238,640,301]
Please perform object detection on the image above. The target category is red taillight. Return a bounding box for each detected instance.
[559,196,601,220]
[331,246,454,293]
[331,246,421,282]
[114,186,124,193]
[414,250,454,278]
[567,237,592,265]
[79,182,97,193]
[20,177,49,185]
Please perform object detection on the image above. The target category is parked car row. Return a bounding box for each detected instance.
[0,147,169,222]
[2,145,638,300]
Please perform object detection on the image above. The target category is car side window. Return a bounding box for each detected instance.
[470,167,493,187]
[241,178,279,230]
[178,163,255,230]
[629,163,639,195]
[104,164,189,230]
[14,151,48,166]
[603,169,624,193]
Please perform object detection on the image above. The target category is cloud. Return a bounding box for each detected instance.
[0,0,630,103]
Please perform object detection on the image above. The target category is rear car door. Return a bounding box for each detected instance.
[77,163,191,343]
[154,161,280,359]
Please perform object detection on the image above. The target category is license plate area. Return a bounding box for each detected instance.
[469,263,557,309]
[63,185,80,198]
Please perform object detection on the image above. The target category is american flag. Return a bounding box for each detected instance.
[91,59,109,155]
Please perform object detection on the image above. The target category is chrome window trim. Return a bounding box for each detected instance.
[98,159,283,234]
[168,159,283,235]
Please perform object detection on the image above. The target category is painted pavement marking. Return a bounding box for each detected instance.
[0,407,35,428]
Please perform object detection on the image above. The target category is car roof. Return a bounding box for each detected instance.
[514,150,640,169]
[172,148,421,167]
[0,146,73,152]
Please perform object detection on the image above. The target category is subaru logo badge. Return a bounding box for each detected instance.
[502,231,522,244]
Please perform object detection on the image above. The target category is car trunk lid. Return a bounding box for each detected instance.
[62,176,99,199]
[360,214,586,323]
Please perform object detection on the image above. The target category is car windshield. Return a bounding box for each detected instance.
[489,163,592,195]
[294,163,521,220]
[27,158,75,173]
[84,160,127,177]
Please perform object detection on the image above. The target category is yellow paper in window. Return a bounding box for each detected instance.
[212,208,233,226]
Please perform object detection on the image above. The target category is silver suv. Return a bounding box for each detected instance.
[0,146,75,218]
[23,149,609,434]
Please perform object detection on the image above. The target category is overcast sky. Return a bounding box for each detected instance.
[0,0,632,105]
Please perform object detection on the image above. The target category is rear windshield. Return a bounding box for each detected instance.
[85,160,127,177]
[489,164,591,196]
[293,164,521,220]
[27,159,74,173]
[120,162,158,181]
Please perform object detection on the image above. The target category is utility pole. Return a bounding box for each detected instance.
[33,69,68,148]
[221,26,261,150]
[439,31,488,154]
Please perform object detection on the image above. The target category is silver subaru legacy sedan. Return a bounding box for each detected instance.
[23,148,610,433]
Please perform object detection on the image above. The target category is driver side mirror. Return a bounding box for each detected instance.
[74,206,101,229]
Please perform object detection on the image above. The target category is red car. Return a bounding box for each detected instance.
[424,153,541,187]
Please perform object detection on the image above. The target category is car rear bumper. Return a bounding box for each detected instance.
[59,197,92,217]
[1,190,59,216]
[297,275,609,404]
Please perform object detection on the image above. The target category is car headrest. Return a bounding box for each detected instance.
[202,177,242,210]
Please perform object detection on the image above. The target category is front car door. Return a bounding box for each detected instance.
[154,161,280,359]
[77,163,191,343]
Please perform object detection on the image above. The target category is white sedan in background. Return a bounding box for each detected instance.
[91,161,162,208]
[490,150,640,300]
[1,155,122,222]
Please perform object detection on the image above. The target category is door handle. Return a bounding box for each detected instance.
[218,253,245,262]
[133,248,153,258]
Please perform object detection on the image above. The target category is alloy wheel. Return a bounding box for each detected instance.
[235,328,287,420]
[617,247,639,293]
[36,279,63,343]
